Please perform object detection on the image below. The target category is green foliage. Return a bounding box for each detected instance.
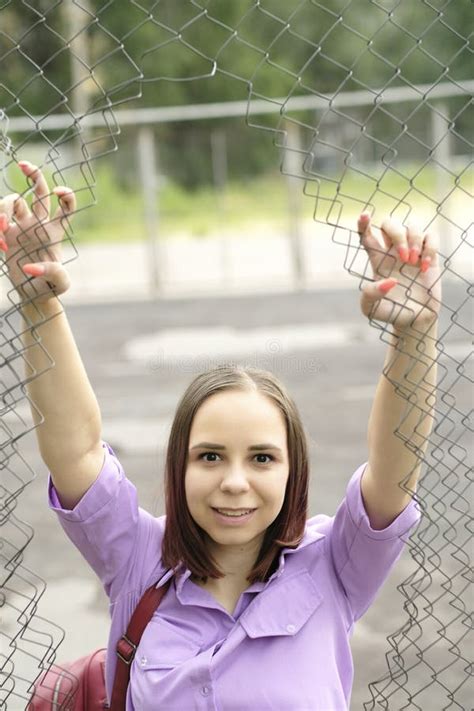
[17,159,465,245]
[4,1,470,113]
[2,1,470,189]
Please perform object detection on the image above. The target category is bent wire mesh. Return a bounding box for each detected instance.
[0,1,472,709]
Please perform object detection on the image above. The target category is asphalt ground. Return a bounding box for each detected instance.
[8,282,472,710]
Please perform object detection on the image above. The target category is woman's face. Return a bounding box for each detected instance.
[185,389,290,556]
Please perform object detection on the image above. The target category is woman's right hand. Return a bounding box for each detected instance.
[0,161,76,305]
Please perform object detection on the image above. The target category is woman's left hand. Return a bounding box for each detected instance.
[357,212,442,334]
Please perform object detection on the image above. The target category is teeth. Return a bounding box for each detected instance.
[216,509,252,517]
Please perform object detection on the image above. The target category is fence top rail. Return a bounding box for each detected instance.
[3,80,473,133]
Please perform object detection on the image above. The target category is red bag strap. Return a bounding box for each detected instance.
[109,577,173,710]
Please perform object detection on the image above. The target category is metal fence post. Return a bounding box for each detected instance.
[62,1,92,160]
[431,102,455,253]
[137,126,162,298]
[211,128,231,287]
[284,122,305,290]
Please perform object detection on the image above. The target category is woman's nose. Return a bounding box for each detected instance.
[220,467,250,491]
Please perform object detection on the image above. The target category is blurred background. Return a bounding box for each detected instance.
[0,0,471,303]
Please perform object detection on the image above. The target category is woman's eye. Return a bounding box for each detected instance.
[199,452,274,464]
[201,452,219,462]
[255,454,273,464]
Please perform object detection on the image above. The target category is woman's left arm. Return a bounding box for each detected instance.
[356,213,442,530]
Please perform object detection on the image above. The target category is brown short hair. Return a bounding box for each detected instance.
[161,364,310,585]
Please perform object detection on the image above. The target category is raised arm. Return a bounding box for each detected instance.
[356,213,441,529]
[1,162,104,509]
[20,299,104,509]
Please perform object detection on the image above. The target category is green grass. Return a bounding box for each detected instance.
[72,170,303,243]
[5,160,471,245]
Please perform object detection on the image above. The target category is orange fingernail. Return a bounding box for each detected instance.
[398,246,410,263]
[421,257,432,273]
[0,238,8,252]
[409,248,420,265]
[0,215,8,231]
[379,278,398,294]
[22,263,45,277]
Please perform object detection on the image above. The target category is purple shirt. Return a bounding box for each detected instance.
[48,441,420,710]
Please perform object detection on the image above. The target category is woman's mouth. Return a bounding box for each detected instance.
[211,508,257,525]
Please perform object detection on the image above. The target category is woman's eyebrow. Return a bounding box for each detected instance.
[189,442,283,452]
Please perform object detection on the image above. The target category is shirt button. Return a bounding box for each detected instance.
[140,656,147,667]
[201,685,211,696]
[286,624,296,634]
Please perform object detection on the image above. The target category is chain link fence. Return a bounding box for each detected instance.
[0,1,472,709]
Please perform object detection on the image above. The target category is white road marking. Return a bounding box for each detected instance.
[123,323,362,365]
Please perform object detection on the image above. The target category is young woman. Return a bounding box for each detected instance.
[1,161,441,710]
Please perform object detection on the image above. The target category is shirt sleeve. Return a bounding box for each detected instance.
[328,462,422,622]
[47,441,161,603]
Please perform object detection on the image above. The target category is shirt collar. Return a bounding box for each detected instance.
[261,525,325,586]
[156,524,325,593]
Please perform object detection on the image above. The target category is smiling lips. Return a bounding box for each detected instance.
[213,507,256,513]
[212,507,256,517]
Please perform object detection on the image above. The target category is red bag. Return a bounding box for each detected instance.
[26,649,108,710]
[27,579,172,711]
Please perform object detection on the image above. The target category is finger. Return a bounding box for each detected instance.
[0,194,17,225]
[13,194,31,222]
[52,186,76,222]
[420,231,440,273]
[357,212,384,251]
[18,161,51,222]
[381,218,409,263]
[406,221,425,266]
[0,212,7,250]
[0,212,7,232]
[0,194,33,252]
[0,199,8,250]
[360,278,398,319]
[21,261,71,297]
[0,209,9,247]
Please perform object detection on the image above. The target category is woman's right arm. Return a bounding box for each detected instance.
[21,297,104,510]
[1,161,104,509]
